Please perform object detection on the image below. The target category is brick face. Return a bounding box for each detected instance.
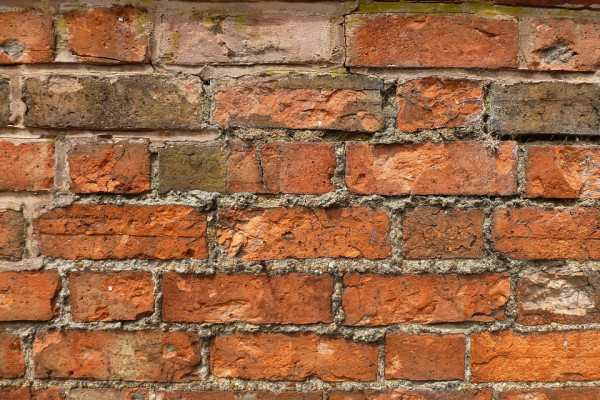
[346,14,518,69]
[0,331,24,378]
[0,9,53,64]
[0,210,26,260]
[210,332,378,382]
[500,388,600,399]
[158,392,322,400]
[36,205,208,260]
[218,207,391,260]
[162,273,333,324]
[342,274,510,325]
[0,142,55,191]
[331,390,493,400]
[0,271,60,321]
[346,142,517,196]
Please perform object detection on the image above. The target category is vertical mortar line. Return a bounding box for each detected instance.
[54,135,71,193]
[331,272,345,328]
[333,142,346,193]
[199,335,212,381]
[152,269,163,326]
[8,65,25,128]
[145,1,158,71]
[377,338,386,383]
[516,143,527,196]
[464,334,472,384]
[150,150,160,194]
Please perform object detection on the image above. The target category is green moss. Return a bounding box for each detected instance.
[135,11,148,34]
[170,31,181,52]
[58,17,69,35]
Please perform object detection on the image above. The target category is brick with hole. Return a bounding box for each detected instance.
[63,6,149,64]
[162,273,333,324]
[218,207,391,261]
[158,392,322,400]
[492,207,600,260]
[34,330,201,381]
[210,332,378,382]
[0,271,60,321]
[525,145,600,199]
[212,74,384,132]
[346,14,518,69]
[521,17,600,71]
[403,208,484,259]
[0,142,55,191]
[0,9,53,64]
[385,333,466,381]
[330,390,493,400]
[70,271,154,322]
[396,78,484,132]
[68,139,150,194]
[35,204,208,260]
[342,274,510,325]
[471,330,600,382]
[0,210,26,260]
[346,142,517,196]
[0,331,24,378]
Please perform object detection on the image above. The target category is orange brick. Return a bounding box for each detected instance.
[0,142,55,191]
[0,210,25,260]
[0,9,52,64]
[0,331,24,378]
[0,272,60,321]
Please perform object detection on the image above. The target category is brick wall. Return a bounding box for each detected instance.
[0,0,599,399]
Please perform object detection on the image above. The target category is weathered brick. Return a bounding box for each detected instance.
[68,139,150,194]
[0,331,24,378]
[471,330,600,382]
[0,9,53,64]
[0,79,8,126]
[162,273,332,324]
[403,208,484,259]
[397,78,483,132]
[0,271,60,321]
[63,6,149,64]
[0,387,64,400]
[210,332,378,382]
[346,14,518,69]
[23,75,203,130]
[385,333,465,381]
[218,207,391,261]
[525,145,600,199]
[330,390,493,400]
[493,0,598,8]
[346,142,517,195]
[0,210,25,260]
[70,271,154,322]
[36,204,208,260]
[212,75,383,132]
[0,141,55,191]
[228,140,266,193]
[158,392,322,400]
[156,4,343,65]
[68,389,147,400]
[492,207,600,260]
[489,82,600,135]
[342,274,510,325]
[34,330,201,381]
[517,270,600,325]
[260,142,336,194]
[521,18,600,71]
[500,388,600,399]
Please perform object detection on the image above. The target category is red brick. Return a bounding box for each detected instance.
[0,210,25,260]
[346,14,518,69]
[35,204,208,260]
[525,145,600,199]
[517,270,600,325]
[260,142,336,194]
[330,389,492,400]
[493,0,598,8]
[68,139,150,194]
[521,18,600,71]
[70,271,154,322]
[212,75,383,132]
[0,141,55,191]
[0,387,64,400]
[385,333,465,381]
[34,330,201,381]
[0,331,24,378]
[500,388,600,399]
[158,392,322,400]
[228,141,267,193]
[397,78,483,132]
[218,207,391,261]
[0,271,60,321]
[492,207,600,260]
[342,274,510,325]
[403,208,484,259]
[471,330,600,382]
[346,142,517,196]
[68,389,147,400]
[64,6,149,64]
[156,4,343,65]
[162,273,332,324]
[0,9,53,64]
[210,332,378,382]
